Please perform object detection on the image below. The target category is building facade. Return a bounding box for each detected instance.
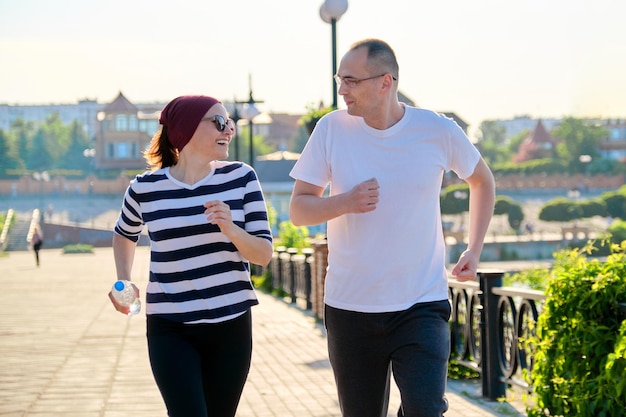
[0,99,101,139]
[94,92,161,170]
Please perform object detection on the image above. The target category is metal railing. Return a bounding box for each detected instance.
[265,246,626,401]
[0,208,14,251]
[448,272,546,400]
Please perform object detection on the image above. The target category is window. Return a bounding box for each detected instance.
[117,143,130,158]
[115,115,129,131]
[128,116,138,131]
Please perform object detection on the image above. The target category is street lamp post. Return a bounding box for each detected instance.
[237,75,263,168]
[579,154,592,178]
[230,100,241,161]
[319,0,348,109]
[83,148,96,175]
[32,171,50,217]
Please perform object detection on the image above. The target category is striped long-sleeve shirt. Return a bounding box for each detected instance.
[114,161,272,324]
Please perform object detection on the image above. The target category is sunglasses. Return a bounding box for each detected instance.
[202,115,235,132]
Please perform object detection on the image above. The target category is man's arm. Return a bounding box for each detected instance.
[289,178,380,226]
[451,158,496,281]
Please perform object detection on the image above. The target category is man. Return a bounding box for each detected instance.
[289,39,495,417]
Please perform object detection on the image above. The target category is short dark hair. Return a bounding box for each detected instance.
[350,39,399,80]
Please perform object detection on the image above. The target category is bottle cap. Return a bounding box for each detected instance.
[114,280,125,291]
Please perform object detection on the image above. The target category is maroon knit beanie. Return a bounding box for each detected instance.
[159,95,220,151]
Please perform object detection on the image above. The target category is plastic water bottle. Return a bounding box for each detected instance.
[111,280,141,316]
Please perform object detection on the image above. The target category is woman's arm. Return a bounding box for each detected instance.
[109,233,140,314]
[204,201,274,266]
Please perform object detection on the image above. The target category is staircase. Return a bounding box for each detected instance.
[4,211,36,252]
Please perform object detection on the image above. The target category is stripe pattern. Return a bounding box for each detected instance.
[114,161,272,323]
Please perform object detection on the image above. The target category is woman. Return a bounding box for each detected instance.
[30,225,43,267]
[108,95,273,417]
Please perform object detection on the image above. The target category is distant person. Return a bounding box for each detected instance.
[108,95,273,417]
[46,204,54,222]
[289,39,496,417]
[29,226,43,267]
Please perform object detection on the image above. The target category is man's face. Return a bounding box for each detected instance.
[336,47,384,117]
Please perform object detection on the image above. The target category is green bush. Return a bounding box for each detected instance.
[493,158,568,176]
[251,269,273,293]
[274,221,309,252]
[579,198,608,218]
[494,196,514,215]
[601,190,626,220]
[507,203,524,231]
[504,266,549,291]
[608,220,626,245]
[538,198,580,222]
[62,244,94,254]
[528,243,626,417]
[300,105,333,135]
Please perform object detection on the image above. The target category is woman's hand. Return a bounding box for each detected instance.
[108,281,140,315]
[204,200,236,234]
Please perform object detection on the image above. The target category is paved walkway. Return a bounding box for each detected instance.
[0,247,526,416]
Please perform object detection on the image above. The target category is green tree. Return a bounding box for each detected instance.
[475,121,509,164]
[300,104,333,136]
[26,113,71,171]
[63,120,93,172]
[506,130,529,159]
[41,113,71,168]
[0,129,24,176]
[10,118,35,171]
[230,126,274,166]
[29,129,53,171]
[552,117,606,173]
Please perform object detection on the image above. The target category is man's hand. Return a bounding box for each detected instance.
[347,178,379,213]
[451,250,479,282]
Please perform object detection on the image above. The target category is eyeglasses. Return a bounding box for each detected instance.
[334,73,397,88]
[202,115,235,132]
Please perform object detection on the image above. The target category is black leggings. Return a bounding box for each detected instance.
[146,311,252,417]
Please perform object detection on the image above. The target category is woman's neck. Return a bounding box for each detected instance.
[169,158,213,185]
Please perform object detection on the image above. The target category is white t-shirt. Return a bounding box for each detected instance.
[290,106,481,313]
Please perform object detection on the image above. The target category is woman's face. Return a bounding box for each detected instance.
[183,103,235,160]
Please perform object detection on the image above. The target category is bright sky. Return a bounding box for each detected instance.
[1,0,625,137]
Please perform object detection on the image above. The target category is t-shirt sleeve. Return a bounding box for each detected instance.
[289,117,331,188]
[444,117,482,180]
[113,181,144,243]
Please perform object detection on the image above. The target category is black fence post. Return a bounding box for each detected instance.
[274,246,286,290]
[302,248,314,310]
[478,270,506,401]
[287,248,298,303]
